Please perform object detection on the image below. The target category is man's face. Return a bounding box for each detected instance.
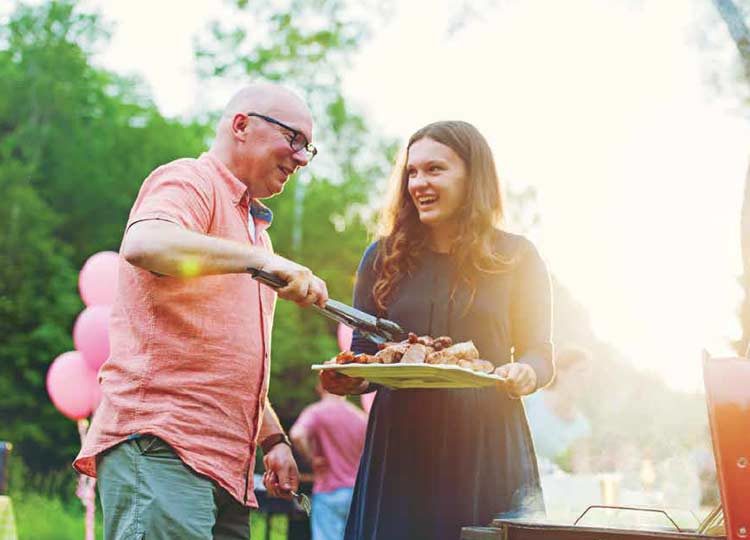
[237,99,314,198]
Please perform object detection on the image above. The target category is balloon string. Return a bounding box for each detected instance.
[77,419,96,540]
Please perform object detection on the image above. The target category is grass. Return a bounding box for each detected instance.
[11,488,289,539]
[7,458,291,539]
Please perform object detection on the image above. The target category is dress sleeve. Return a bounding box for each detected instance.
[511,238,555,389]
[350,241,381,357]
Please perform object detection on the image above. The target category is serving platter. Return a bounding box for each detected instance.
[311,363,507,389]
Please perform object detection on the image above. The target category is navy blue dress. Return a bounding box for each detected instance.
[344,231,554,540]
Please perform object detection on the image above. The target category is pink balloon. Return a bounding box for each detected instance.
[73,305,112,371]
[337,323,353,351]
[79,251,119,307]
[46,351,98,420]
[360,392,375,415]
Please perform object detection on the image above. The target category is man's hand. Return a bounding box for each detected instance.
[494,363,537,397]
[260,254,328,308]
[262,442,299,500]
[319,370,369,395]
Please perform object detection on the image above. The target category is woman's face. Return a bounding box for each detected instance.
[406,137,468,228]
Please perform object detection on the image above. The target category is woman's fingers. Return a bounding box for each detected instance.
[494,363,537,397]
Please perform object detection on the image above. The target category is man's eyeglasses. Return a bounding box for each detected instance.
[247,112,318,161]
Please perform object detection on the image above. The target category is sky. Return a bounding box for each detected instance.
[19,0,750,392]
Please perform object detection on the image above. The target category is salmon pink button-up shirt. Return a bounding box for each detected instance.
[74,152,277,507]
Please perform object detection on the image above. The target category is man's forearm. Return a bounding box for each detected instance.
[258,401,285,442]
[123,220,270,277]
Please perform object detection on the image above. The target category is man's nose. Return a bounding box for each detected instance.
[292,148,309,167]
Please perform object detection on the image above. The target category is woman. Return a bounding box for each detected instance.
[321,121,554,540]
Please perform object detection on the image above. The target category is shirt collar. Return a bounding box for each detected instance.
[200,152,249,205]
[200,152,274,228]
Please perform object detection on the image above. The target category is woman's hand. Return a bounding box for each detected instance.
[319,369,369,395]
[494,363,537,397]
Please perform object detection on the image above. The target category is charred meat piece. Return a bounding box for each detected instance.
[425,341,478,364]
[426,349,459,365]
[471,359,495,373]
[443,341,479,361]
[335,350,357,364]
[457,359,475,370]
[364,353,381,364]
[400,343,429,364]
[374,342,409,364]
[457,358,494,373]
[432,336,453,351]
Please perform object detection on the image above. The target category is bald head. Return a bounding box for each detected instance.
[221,82,308,122]
[211,82,315,198]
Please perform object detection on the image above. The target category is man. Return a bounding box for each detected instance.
[74,82,328,539]
[290,383,367,540]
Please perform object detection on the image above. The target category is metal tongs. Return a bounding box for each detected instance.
[248,268,407,345]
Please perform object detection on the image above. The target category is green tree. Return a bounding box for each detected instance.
[0,156,80,472]
[0,0,211,471]
[2,1,210,264]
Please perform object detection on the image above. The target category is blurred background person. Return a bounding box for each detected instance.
[290,383,367,540]
[524,346,593,474]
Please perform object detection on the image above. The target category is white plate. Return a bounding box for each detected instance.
[311,363,507,389]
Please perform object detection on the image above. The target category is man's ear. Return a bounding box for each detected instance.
[232,113,249,141]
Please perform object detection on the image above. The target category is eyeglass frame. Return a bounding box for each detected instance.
[246,112,318,160]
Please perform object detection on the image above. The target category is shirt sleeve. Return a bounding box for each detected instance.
[511,238,555,389]
[127,164,213,233]
[292,405,318,434]
[350,241,381,357]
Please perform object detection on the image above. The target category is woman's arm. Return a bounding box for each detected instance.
[509,238,555,392]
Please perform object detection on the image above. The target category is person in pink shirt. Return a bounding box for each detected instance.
[291,384,367,540]
[74,82,328,539]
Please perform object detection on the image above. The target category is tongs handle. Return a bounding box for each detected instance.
[247,267,288,289]
[247,266,406,344]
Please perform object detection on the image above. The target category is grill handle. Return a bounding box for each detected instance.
[574,505,683,533]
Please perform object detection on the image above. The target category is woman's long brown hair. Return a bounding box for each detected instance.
[372,121,515,313]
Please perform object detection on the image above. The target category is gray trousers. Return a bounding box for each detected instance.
[97,435,250,540]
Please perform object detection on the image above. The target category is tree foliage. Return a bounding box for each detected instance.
[0,0,209,471]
